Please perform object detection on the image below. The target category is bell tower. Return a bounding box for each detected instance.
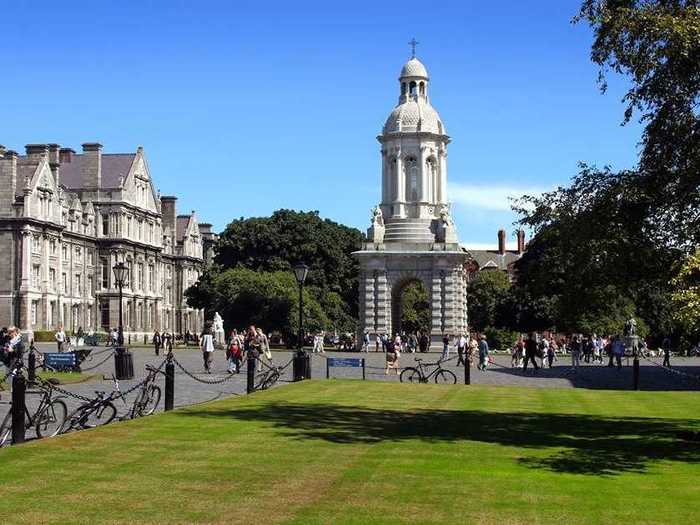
[354,48,468,349]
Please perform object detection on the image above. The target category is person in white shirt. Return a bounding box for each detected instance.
[55,326,66,352]
[200,329,215,373]
[455,334,467,366]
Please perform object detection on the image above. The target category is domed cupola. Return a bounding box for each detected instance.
[383,55,446,135]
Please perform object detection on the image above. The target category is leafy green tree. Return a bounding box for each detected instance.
[400,281,431,334]
[671,248,700,340]
[215,209,363,315]
[186,268,327,343]
[467,271,511,332]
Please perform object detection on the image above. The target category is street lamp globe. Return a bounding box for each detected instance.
[293,262,309,286]
[113,261,129,287]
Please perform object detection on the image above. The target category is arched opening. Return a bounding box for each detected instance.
[401,82,407,95]
[392,279,431,338]
[409,81,417,96]
[419,81,425,95]
[405,156,418,201]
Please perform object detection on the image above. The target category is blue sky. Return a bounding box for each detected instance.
[0,0,641,248]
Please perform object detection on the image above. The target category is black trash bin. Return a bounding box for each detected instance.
[293,352,311,381]
[114,348,134,380]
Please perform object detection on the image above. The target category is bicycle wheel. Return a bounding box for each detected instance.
[261,371,280,390]
[400,367,423,383]
[140,385,161,416]
[0,411,11,447]
[254,372,269,391]
[35,399,68,438]
[434,369,457,385]
[82,401,117,429]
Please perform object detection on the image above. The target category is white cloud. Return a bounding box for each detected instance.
[449,182,547,211]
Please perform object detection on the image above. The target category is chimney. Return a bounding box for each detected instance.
[160,196,177,234]
[0,150,18,216]
[517,229,526,254]
[497,228,506,255]
[25,144,49,161]
[48,144,60,187]
[81,142,102,189]
[59,148,75,163]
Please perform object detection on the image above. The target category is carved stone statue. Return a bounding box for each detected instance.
[436,205,457,243]
[367,205,385,243]
[624,317,637,337]
[213,311,225,345]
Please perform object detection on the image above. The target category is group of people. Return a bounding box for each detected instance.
[0,326,25,382]
[150,331,176,356]
[196,326,273,375]
[509,332,673,372]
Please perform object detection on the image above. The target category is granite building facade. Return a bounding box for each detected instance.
[0,142,215,339]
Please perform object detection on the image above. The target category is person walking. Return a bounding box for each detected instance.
[612,335,625,370]
[257,328,272,366]
[408,333,418,354]
[419,332,429,353]
[477,334,489,371]
[455,334,467,366]
[571,334,582,371]
[55,326,66,353]
[547,338,557,368]
[362,331,370,353]
[152,330,162,356]
[523,332,539,372]
[468,336,478,368]
[200,328,215,374]
[441,334,450,361]
[385,337,400,375]
[226,334,242,374]
[662,337,672,367]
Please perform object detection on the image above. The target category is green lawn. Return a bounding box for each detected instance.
[1,381,699,524]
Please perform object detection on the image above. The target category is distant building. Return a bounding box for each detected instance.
[0,143,216,338]
[463,228,526,282]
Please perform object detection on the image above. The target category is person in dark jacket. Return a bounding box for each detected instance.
[152,331,162,356]
[523,332,540,372]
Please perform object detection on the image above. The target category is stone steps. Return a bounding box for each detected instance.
[383,218,435,243]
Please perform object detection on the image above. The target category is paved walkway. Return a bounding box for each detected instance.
[2,344,699,442]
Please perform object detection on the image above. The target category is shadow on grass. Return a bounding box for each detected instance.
[179,402,700,476]
[484,362,700,391]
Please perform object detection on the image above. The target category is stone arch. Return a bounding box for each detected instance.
[389,272,431,337]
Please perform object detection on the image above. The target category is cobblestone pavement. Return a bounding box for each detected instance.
[2,344,699,442]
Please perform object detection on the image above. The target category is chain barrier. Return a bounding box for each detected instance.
[641,355,700,384]
[79,351,116,371]
[171,355,241,385]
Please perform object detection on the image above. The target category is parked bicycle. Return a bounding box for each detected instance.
[61,389,122,433]
[0,371,68,446]
[254,360,282,391]
[129,365,162,418]
[400,357,457,384]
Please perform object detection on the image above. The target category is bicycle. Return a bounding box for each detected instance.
[0,372,68,446]
[129,365,162,419]
[254,360,281,391]
[399,357,457,384]
[61,389,121,433]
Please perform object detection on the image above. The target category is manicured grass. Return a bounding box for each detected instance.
[1,371,99,389]
[1,381,699,524]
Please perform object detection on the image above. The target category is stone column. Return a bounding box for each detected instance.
[439,150,448,204]
[393,153,403,217]
[375,271,390,336]
[20,230,31,291]
[419,146,427,202]
[430,272,443,343]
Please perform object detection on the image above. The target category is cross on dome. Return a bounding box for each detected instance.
[408,37,419,58]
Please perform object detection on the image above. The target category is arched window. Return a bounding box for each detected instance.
[405,157,418,201]
[409,81,417,96]
[419,81,425,96]
[401,82,407,95]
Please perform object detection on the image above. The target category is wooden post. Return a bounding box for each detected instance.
[165,356,174,411]
[362,358,366,380]
[11,374,26,445]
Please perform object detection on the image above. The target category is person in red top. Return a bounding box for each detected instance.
[226,330,243,374]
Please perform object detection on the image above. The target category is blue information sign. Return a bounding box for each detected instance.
[44,352,77,370]
[327,358,362,368]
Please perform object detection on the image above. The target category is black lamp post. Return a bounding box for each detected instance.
[113,261,134,379]
[292,262,310,381]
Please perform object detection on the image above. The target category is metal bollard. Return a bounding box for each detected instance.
[28,351,36,382]
[11,374,26,445]
[464,357,471,385]
[165,358,175,411]
[633,356,640,391]
[246,354,256,394]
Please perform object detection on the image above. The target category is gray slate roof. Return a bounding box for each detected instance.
[58,153,135,190]
[466,249,522,271]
